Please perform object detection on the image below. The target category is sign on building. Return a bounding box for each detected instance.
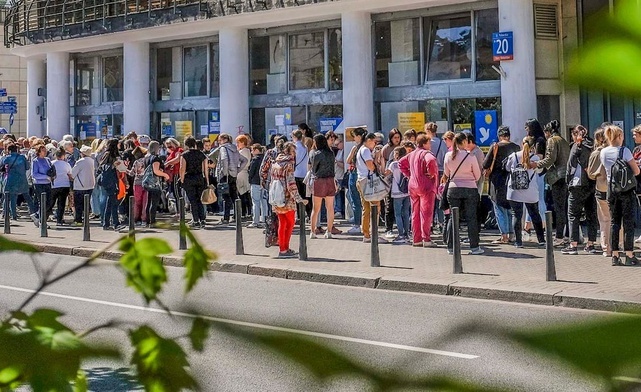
[475,110,498,147]
[492,31,514,61]
[397,112,425,133]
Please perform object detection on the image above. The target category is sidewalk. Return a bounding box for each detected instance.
[3,213,641,313]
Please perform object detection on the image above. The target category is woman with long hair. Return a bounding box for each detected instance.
[236,134,252,219]
[355,133,386,243]
[180,136,208,229]
[98,138,123,230]
[505,137,545,247]
[309,134,338,239]
[380,128,402,237]
[588,128,617,257]
[345,127,368,235]
[145,141,170,227]
[444,132,482,254]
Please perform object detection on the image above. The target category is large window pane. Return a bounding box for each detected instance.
[451,97,501,135]
[184,46,208,97]
[250,36,269,95]
[308,105,343,132]
[76,58,95,106]
[375,19,420,88]
[289,32,325,90]
[157,47,173,101]
[211,43,220,97]
[250,35,286,95]
[475,9,500,81]
[328,28,343,90]
[426,15,472,81]
[103,55,123,102]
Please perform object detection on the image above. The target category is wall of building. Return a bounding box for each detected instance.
[0,16,27,137]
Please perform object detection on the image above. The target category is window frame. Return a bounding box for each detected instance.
[102,54,124,103]
[182,44,210,98]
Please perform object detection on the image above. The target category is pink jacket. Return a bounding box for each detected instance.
[399,148,438,195]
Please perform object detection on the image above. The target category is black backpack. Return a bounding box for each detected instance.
[609,147,637,196]
[96,163,118,194]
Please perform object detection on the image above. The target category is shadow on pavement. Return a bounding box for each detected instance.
[483,250,541,259]
[379,265,413,270]
[306,257,360,263]
[556,279,598,284]
[84,367,143,391]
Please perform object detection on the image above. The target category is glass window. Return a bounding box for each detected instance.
[183,46,208,97]
[76,58,95,106]
[250,35,287,95]
[537,95,561,128]
[103,55,123,102]
[250,36,269,95]
[375,19,420,88]
[426,15,472,81]
[451,97,501,133]
[289,32,325,90]
[308,105,343,132]
[211,43,220,97]
[328,28,343,90]
[156,47,173,101]
[475,9,500,81]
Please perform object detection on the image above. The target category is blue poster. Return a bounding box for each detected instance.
[319,118,343,134]
[283,108,292,126]
[162,125,173,136]
[78,123,97,138]
[211,111,219,122]
[475,110,498,147]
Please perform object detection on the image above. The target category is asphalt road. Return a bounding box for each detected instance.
[0,253,620,391]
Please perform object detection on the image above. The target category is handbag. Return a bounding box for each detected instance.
[439,153,470,211]
[360,172,390,202]
[483,143,499,179]
[201,185,217,204]
[46,161,57,179]
[217,147,232,196]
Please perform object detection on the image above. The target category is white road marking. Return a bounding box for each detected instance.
[0,283,478,360]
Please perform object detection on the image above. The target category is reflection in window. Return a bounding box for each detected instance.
[76,59,95,106]
[250,36,269,95]
[211,43,220,97]
[250,35,287,95]
[289,32,325,90]
[328,29,343,90]
[103,55,123,102]
[375,19,420,88]
[184,46,208,97]
[426,16,472,81]
[475,9,500,81]
[451,97,501,132]
[308,105,343,132]
[156,47,173,101]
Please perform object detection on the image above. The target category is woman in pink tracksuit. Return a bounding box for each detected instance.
[399,134,439,247]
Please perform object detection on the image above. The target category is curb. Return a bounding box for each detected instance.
[28,244,641,314]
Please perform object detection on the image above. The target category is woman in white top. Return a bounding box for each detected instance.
[356,133,386,243]
[505,137,545,247]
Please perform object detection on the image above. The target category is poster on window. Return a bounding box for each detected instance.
[397,112,425,133]
[175,121,192,139]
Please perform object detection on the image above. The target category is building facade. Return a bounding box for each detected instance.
[0,4,27,137]
[2,0,601,145]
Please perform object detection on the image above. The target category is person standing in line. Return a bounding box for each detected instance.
[355,133,388,244]
[330,133,346,220]
[129,146,148,226]
[389,147,410,244]
[380,128,402,238]
[248,144,267,228]
[50,148,73,226]
[524,118,548,231]
[236,135,253,220]
[180,136,208,229]
[444,132,483,255]
[215,133,248,225]
[309,134,339,239]
[0,143,39,226]
[292,129,311,219]
[145,141,170,228]
[71,146,95,226]
[32,144,53,221]
[345,127,368,235]
[600,125,640,266]
[632,125,641,243]
[426,123,446,233]
[98,139,124,231]
[399,135,439,247]
[270,142,308,259]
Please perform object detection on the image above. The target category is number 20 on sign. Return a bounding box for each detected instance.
[492,31,514,61]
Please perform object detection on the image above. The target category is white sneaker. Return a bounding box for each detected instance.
[309,232,317,240]
[347,226,361,235]
[385,231,395,238]
[324,231,332,239]
[423,241,438,248]
[30,213,40,228]
[635,235,641,243]
[469,247,485,255]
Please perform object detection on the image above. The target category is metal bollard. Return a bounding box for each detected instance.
[179,197,187,250]
[128,195,135,241]
[545,211,557,281]
[83,193,91,241]
[452,207,463,274]
[371,204,380,267]
[235,199,244,255]
[298,202,308,261]
[4,192,10,234]
[40,192,47,238]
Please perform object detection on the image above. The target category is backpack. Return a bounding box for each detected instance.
[397,174,409,194]
[509,153,533,191]
[96,163,118,193]
[609,147,637,196]
[268,178,286,207]
[141,162,160,191]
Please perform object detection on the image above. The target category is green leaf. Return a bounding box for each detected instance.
[118,237,172,303]
[0,236,39,253]
[73,370,87,392]
[188,318,210,353]
[181,226,215,293]
[509,316,641,380]
[129,326,198,392]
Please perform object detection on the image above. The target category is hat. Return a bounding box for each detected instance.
[138,135,151,144]
[80,145,92,156]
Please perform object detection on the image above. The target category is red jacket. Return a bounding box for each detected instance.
[399,148,438,195]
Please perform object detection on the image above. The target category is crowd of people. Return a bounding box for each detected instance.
[1,119,640,264]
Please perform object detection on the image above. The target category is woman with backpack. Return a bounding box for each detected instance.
[600,125,640,266]
[269,142,308,259]
[399,134,438,247]
[180,136,208,229]
[309,134,339,239]
[144,141,170,228]
[505,137,545,248]
[32,144,54,221]
[97,139,124,231]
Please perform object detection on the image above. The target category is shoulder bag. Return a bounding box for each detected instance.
[357,150,390,202]
[439,152,470,211]
[483,143,499,179]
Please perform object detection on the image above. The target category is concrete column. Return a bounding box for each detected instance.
[124,41,150,135]
[219,28,249,136]
[27,57,46,138]
[46,52,70,141]
[498,0,537,141]
[342,11,375,130]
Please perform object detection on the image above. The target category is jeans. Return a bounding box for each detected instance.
[446,187,480,249]
[410,192,435,243]
[50,187,70,223]
[609,190,636,252]
[551,179,569,239]
[334,186,345,215]
[509,200,545,244]
[34,183,52,218]
[250,184,268,224]
[103,193,120,228]
[277,210,296,252]
[183,179,206,223]
[348,170,362,226]
[393,196,411,238]
[493,203,513,235]
[9,192,36,219]
[568,186,598,244]
[91,185,106,216]
[73,189,92,223]
[146,189,161,224]
[220,176,238,221]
